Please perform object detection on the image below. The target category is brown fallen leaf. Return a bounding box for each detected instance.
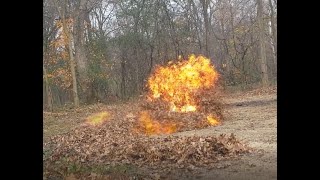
[65,174,77,180]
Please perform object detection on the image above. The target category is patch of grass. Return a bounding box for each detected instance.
[104,164,136,174]
[66,163,137,175]
[43,115,81,142]
[46,161,142,179]
[47,157,138,175]
[43,147,53,161]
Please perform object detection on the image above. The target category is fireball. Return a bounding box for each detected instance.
[147,54,218,112]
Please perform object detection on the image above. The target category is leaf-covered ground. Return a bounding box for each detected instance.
[43,86,277,180]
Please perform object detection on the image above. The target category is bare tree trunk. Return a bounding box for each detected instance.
[54,0,80,107]
[162,1,180,59]
[43,65,53,111]
[133,12,141,94]
[69,34,80,106]
[149,44,154,74]
[74,0,90,103]
[257,0,269,87]
[268,0,277,75]
[65,25,80,107]
[120,57,126,99]
[269,0,277,52]
[200,0,210,57]
[85,11,92,42]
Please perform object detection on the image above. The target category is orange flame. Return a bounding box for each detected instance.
[139,111,176,135]
[86,112,109,126]
[207,114,220,126]
[148,54,218,112]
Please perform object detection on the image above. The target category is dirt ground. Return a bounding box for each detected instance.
[174,90,277,180]
[44,87,277,180]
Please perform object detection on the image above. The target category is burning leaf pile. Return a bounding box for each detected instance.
[44,116,251,178]
[137,111,178,135]
[44,55,251,179]
[137,54,224,135]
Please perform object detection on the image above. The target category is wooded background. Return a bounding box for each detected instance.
[43,0,277,111]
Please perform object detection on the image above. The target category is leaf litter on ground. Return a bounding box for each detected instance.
[44,89,252,179]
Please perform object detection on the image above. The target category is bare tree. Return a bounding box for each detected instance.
[268,0,277,66]
[257,0,268,86]
[74,0,90,102]
[200,0,210,57]
[53,0,80,107]
[43,63,53,111]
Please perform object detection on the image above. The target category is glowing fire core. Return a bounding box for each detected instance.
[147,54,219,112]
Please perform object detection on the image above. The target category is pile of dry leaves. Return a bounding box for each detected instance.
[44,89,251,179]
[44,113,251,179]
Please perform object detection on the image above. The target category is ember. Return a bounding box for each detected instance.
[138,111,177,135]
[207,114,220,126]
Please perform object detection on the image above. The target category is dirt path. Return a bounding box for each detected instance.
[174,92,277,180]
